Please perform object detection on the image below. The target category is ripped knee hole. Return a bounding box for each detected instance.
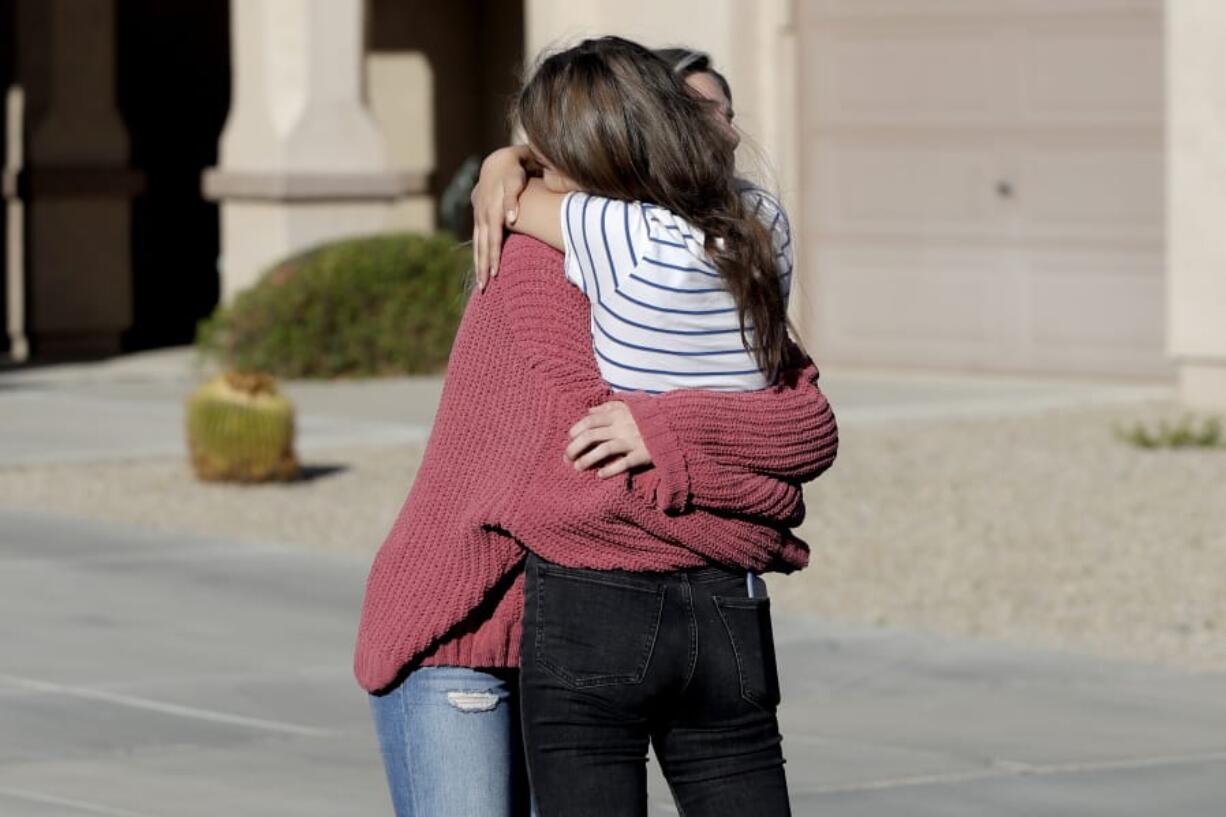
[445,690,501,712]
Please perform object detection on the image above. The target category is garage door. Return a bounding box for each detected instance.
[798,0,1168,376]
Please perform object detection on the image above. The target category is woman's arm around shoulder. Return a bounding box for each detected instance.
[493,236,832,525]
[614,342,838,515]
[505,178,567,251]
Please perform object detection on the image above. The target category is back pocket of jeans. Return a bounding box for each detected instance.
[535,566,665,688]
[712,596,781,710]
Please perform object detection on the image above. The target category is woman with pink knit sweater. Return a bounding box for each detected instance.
[355,39,836,817]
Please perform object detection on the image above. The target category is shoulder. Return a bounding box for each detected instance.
[559,192,646,247]
[500,234,565,275]
[562,191,641,229]
[485,236,572,307]
[482,235,588,329]
[738,183,789,230]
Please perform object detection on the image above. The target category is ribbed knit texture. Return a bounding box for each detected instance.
[620,360,839,523]
[354,236,838,693]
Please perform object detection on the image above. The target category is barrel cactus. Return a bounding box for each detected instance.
[186,371,299,482]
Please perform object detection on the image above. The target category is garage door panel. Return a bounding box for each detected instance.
[1014,148,1163,242]
[808,28,1004,126]
[800,2,1167,376]
[1025,252,1164,346]
[803,1,1161,26]
[816,144,1000,238]
[1019,24,1162,122]
[816,248,1009,366]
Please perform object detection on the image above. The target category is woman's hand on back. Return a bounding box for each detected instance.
[471,146,534,289]
[565,401,653,478]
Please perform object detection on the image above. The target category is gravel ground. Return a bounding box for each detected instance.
[0,447,426,557]
[3,401,1223,672]
[777,402,1226,673]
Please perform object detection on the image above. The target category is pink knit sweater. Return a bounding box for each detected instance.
[354,236,838,692]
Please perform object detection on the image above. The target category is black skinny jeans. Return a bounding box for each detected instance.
[521,554,791,817]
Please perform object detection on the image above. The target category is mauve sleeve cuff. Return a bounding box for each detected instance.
[621,392,692,514]
[650,362,837,484]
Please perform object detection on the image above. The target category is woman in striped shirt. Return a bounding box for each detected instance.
[473,37,803,815]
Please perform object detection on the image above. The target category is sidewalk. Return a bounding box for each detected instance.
[0,349,444,466]
[0,346,1172,465]
[3,348,1224,816]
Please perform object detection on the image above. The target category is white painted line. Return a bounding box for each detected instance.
[0,542,294,569]
[100,664,351,691]
[0,665,349,699]
[0,786,163,817]
[0,673,335,738]
[804,766,1042,795]
[802,749,1226,795]
[1023,749,1226,776]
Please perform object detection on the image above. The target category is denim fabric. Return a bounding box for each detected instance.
[521,554,791,817]
[370,666,533,817]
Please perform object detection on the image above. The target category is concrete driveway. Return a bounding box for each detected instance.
[2,350,1223,816]
[3,509,1226,816]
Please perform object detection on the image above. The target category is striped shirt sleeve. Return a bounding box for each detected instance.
[743,187,793,303]
[562,188,793,305]
[560,191,732,305]
[561,191,664,301]
[558,189,794,393]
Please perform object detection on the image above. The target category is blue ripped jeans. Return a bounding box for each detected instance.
[370,667,534,817]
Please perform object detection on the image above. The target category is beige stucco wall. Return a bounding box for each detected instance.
[1167,0,1226,408]
[365,53,437,234]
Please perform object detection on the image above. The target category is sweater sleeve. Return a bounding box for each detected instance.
[493,235,830,525]
[618,344,839,516]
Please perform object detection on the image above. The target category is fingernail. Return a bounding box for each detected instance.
[507,210,517,223]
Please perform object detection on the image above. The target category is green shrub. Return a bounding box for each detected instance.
[1115,415,1224,449]
[198,233,470,378]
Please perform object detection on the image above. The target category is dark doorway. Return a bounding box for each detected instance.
[0,0,14,358]
[368,0,524,235]
[117,0,230,351]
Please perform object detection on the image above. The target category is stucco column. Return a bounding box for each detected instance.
[4,0,140,358]
[204,0,425,301]
[1168,0,1226,408]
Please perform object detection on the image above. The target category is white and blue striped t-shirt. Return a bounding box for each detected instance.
[560,186,793,394]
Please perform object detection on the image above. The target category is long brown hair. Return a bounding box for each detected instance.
[515,37,788,376]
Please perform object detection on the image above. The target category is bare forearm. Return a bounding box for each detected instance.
[472,145,541,287]
[505,178,566,251]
